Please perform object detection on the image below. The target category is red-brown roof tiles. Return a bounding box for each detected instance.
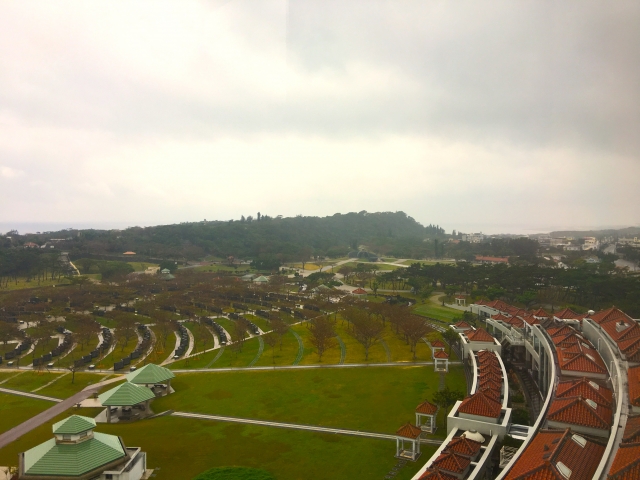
[622,416,640,444]
[446,435,483,458]
[504,429,605,480]
[554,307,582,320]
[608,442,640,479]
[466,328,495,343]
[432,451,471,474]
[431,340,446,348]
[589,307,632,326]
[532,308,550,318]
[434,350,449,359]
[416,400,438,415]
[418,468,458,480]
[458,391,502,419]
[556,344,607,375]
[396,423,422,439]
[453,320,472,329]
[629,365,640,408]
[547,396,612,430]
[555,378,613,407]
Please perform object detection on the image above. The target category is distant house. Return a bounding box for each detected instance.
[160,268,171,274]
[23,242,39,249]
[352,288,367,296]
[253,275,269,283]
[474,256,508,264]
[123,251,136,256]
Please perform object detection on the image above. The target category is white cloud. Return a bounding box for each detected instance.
[0,1,638,233]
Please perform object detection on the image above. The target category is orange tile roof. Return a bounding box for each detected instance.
[552,332,589,348]
[477,384,502,402]
[416,400,438,415]
[432,451,471,474]
[396,423,422,439]
[547,325,575,338]
[608,442,640,479]
[453,320,472,329]
[554,307,582,319]
[557,344,607,375]
[446,435,483,458]
[478,370,503,384]
[466,328,495,343]
[434,350,449,359]
[492,313,512,321]
[588,306,632,325]
[532,308,550,318]
[547,396,612,430]
[478,363,502,376]
[555,378,613,406]
[601,319,640,343]
[351,288,367,295]
[622,416,640,444]
[418,468,458,480]
[431,340,446,348]
[629,366,640,407]
[458,390,502,419]
[504,429,605,480]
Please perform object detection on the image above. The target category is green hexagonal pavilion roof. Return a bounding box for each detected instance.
[23,432,125,477]
[126,363,175,385]
[98,381,155,407]
[52,415,96,435]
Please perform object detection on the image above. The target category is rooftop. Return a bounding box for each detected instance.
[126,363,175,385]
[458,390,502,419]
[504,429,605,480]
[416,400,438,415]
[547,396,612,430]
[52,415,96,435]
[396,423,422,439]
[98,381,155,407]
[432,451,471,474]
[608,442,640,479]
[555,377,613,407]
[466,328,495,343]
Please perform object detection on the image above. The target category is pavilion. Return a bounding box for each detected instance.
[126,363,175,396]
[18,415,148,479]
[396,423,422,461]
[415,400,439,434]
[434,350,449,372]
[98,382,155,423]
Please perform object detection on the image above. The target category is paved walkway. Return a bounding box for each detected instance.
[0,388,97,450]
[161,332,181,365]
[171,411,444,445]
[0,387,62,403]
[171,361,461,373]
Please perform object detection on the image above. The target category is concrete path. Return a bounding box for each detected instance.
[171,361,461,373]
[171,411,444,445]
[0,387,62,403]
[183,325,195,358]
[161,332,181,366]
[0,387,97,449]
[247,337,264,367]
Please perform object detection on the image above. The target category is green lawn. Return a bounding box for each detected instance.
[36,372,111,399]
[413,303,463,323]
[154,366,465,434]
[0,413,432,480]
[0,370,66,393]
[0,393,54,434]
[254,330,300,367]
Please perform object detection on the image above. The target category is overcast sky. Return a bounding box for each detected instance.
[1,1,639,235]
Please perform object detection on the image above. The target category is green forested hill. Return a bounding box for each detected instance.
[7,211,446,261]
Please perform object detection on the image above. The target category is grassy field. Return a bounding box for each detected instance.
[0,370,65,392]
[190,264,251,273]
[0,413,432,480]
[154,366,465,434]
[0,393,54,434]
[401,259,456,266]
[36,372,112,398]
[413,302,463,323]
[0,370,110,397]
[341,261,403,271]
[127,262,159,272]
[0,276,71,291]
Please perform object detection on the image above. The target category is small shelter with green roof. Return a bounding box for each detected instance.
[98,382,155,423]
[253,275,269,283]
[19,415,149,479]
[126,363,175,395]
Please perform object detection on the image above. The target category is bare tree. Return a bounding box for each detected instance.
[348,309,385,361]
[307,316,337,361]
[233,319,249,352]
[0,322,19,349]
[271,318,289,350]
[75,319,100,352]
[263,332,278,364]
[114,314,137,352]
[401,316,431,360]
